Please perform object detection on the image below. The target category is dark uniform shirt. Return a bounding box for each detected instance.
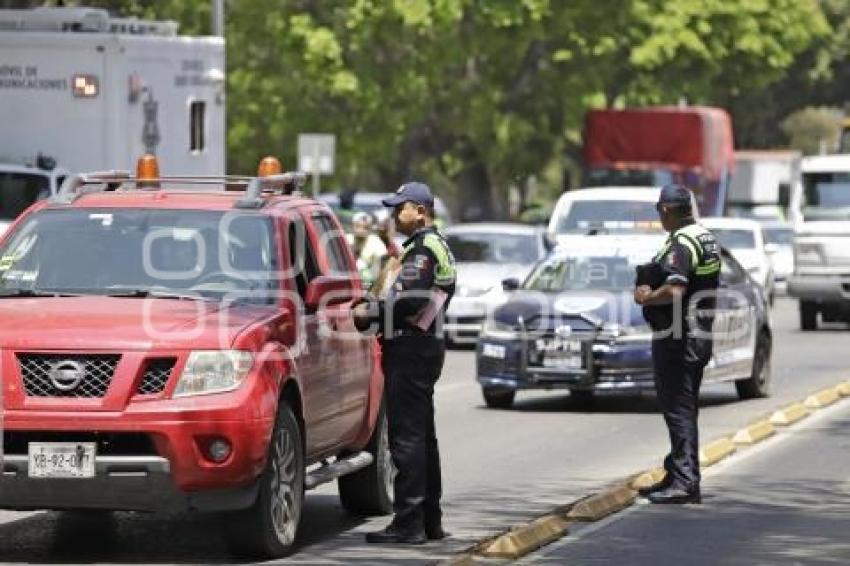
[382,226,456,336]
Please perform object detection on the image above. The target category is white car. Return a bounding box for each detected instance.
[444,223,549,343]
[760,220,794,294]
[547,186,700,247]
[702,217,776,304]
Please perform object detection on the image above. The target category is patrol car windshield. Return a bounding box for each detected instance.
[0,172,50,220]
[555,201,660,234]
[0,208,278,303]
[763,227,793,246]
[524,256,635,292]
[710,228,756,250]
[446,232,538,264]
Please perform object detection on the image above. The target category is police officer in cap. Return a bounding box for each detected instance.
[355,181,456,544]
[634,184,720,504]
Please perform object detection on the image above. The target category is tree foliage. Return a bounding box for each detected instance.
[50,0,840,218]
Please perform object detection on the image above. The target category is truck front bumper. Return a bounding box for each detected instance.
[787,273,850,302]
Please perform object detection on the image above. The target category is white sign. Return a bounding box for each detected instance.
[297,133,336,175]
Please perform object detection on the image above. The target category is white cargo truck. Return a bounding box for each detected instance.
[0,6,225,228]
[787,154,850,330]
[726,150,799,221]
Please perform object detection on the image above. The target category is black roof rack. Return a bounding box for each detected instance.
[48,172,307,208]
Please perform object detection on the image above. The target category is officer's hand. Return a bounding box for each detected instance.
[634,285,652,305]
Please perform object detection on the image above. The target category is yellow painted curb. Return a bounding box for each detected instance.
[477,514,569,559]
[731,419,776,445]
[804,387,840,409]
[769,402,810,426]
[566,485,636,521]
[436,553,476,566]
[837,381,850,397]
[698,437,736,467]
[628,467,666,490]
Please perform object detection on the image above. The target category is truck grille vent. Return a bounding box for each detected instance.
[136,358,176,395]
[17,353,120,398]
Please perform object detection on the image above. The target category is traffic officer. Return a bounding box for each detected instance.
[634,184,720,504]
[354,181,456,544]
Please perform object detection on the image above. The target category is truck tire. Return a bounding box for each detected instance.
[735,331,771,400]
[800,301,817,331]
[338,401,394,516]
[482,387,515,409]
[225,402,304,559]
[569,389,595,405]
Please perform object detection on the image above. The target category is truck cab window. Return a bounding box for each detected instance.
[288,221,319,299]
[190,100,205,152]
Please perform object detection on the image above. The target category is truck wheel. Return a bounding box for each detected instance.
[800,301,817,331]
[338,401,394,515]
[569,389,595,406]
[225,402,304,559]
[482,387,515,409]
[735,331,771,400]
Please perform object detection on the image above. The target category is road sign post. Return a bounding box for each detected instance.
[297,133,336,196]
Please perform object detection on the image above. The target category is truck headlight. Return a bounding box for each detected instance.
[794,242,823,266]
[173,351,253,397]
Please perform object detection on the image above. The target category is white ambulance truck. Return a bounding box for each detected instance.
[0,6,225,231]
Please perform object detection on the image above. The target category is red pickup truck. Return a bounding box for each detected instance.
[0,161,391,558]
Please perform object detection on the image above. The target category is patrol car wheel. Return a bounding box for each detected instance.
[225,402,304,559]
[338,400,394,515]
[735,332,771,400]
[482,388,515,409]
[800,301,818,331]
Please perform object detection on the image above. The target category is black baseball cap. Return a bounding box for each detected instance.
[382,181,435,208]
[656,184,692,211]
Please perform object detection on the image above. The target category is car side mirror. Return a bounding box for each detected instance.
[304,275,354,311]
[764,243,779,255]
[543,232,557,252]
[502,277,520,292]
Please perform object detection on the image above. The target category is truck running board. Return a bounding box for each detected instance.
[304,451,373,490]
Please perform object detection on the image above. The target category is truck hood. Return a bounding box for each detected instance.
[0,297,272,351]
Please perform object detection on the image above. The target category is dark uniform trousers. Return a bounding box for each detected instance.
[652,333,712,491]
[382,334,445,530]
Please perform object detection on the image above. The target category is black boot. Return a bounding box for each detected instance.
[647,486,701,504]
[365,523,426,544]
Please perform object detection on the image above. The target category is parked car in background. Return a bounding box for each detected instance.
[702,217,775,305]
[443,223,549,343]
[476,234,772,408]
[548,187,694,248]
[760,220,794,295]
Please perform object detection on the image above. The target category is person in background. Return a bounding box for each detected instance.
[347,211,387,287]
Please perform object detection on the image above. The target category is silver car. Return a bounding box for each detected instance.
[444,223,550,343]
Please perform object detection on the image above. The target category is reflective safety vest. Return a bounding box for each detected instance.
[653,222,721,278]
[401,229,457,290]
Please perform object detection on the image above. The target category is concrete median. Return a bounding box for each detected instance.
[699,437,736,467]
[804,386,840,408]
[769,402,810,426]
[477,514,570,559]
[566,484,636,521]
[837,381,850,397]
[731,419,776,445]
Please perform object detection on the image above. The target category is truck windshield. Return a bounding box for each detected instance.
[555,200,660,234]
[446,232,539,264]
[0,172,50,221]
[802,172,850,219]
[0,208,278,303]
[524,256,634,292]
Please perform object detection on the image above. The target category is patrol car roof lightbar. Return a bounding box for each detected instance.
[235,172,308,209]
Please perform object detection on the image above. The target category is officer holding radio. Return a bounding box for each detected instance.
[634,184,720,504]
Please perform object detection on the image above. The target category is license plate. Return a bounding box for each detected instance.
[536,338,582,353]
[482,343,506,359]
[28,442,96,479]
[542,354,583,369]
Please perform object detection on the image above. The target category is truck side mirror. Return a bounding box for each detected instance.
[543,232,557,252]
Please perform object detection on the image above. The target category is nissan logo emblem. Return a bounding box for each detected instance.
[48,360,86,391]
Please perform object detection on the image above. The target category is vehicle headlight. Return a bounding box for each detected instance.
[598,323,652,342]
[481,318,520,339]
[794,242,823,266]
[173,350,254,397]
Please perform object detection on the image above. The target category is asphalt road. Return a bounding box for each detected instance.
[0,297,847,564]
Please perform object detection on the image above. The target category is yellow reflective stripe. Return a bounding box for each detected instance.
[423,233,456,284]
[696,261,720,275]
